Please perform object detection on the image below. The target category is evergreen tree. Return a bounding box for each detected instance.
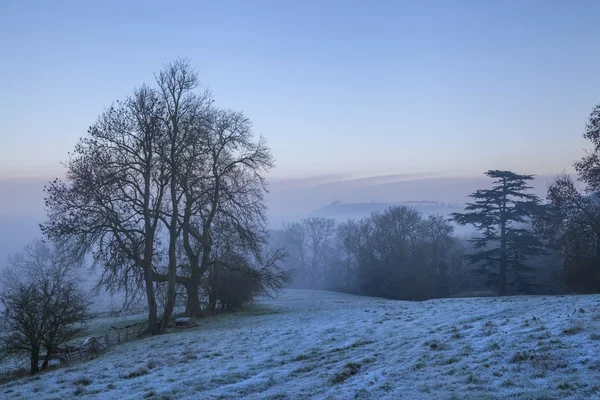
[452,170,546,295]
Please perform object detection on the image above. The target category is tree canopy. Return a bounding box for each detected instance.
[452,170,546,295]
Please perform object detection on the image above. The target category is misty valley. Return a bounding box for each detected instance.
[2,3,600,399]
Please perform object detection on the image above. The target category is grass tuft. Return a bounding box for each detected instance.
[331,362,361,384]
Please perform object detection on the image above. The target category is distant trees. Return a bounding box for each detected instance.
[42,59,286,334]
[349,207,461,299]
[278,218,337,288]
[536,174,600,291]
[452,170,546,295]
[537,104,600,292]
[0,241,88,375]
[274,207,463,300]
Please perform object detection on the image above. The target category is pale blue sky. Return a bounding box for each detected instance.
[1,0,599,179]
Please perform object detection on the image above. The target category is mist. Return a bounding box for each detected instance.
[0,172,557,268]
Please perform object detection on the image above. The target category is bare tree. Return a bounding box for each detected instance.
[42,85,168,334]
[43,59,278,330]
[155,107,275,316]
[153,59,209,329]
[278,217,337,288]
[0,241,88,374]
[536,174,600,291]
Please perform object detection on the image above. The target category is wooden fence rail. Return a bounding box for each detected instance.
[103,322,146,347]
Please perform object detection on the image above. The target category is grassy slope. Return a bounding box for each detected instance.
[1,289,599,400]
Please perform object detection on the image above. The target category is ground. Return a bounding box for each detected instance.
[1,289,600,399]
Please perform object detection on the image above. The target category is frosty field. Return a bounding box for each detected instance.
[1,289,600,399]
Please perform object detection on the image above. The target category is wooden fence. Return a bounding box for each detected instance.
[0,322,148,376]
[48,322,146,366]
[103,322,146,347]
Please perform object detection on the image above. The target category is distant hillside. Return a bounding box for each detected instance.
[310,200,464,221]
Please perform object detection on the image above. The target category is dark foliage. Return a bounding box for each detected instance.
[452,170,546,295]
[275,207,466,300]
[536,103,600,292]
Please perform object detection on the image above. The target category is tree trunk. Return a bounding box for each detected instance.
[184,281,201,317]
[161,144,179,333]
[161,218,178,333]
[30,350,39,375]
[41,348,51,370]
[144,265,159,334]
[498,258,507,296]
[499,183,508,296]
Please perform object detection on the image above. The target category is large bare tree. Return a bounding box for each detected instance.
[43,59,281,331]
[155,107,275,316]
[42,84,168,334]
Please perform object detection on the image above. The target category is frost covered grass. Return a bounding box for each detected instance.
[1,289,600,399]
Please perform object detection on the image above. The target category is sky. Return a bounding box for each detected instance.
[1,0,599,180]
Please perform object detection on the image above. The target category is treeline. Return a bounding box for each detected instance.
[272,210,467,300]
[271,172,564,299]
[272,208,562,301]
[273,103,600,299]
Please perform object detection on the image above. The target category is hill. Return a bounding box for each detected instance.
[310,200,464,221]
[1,290,599,399]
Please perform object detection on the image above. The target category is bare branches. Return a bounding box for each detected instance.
[0,241,89,374]
[42,59,277,324]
